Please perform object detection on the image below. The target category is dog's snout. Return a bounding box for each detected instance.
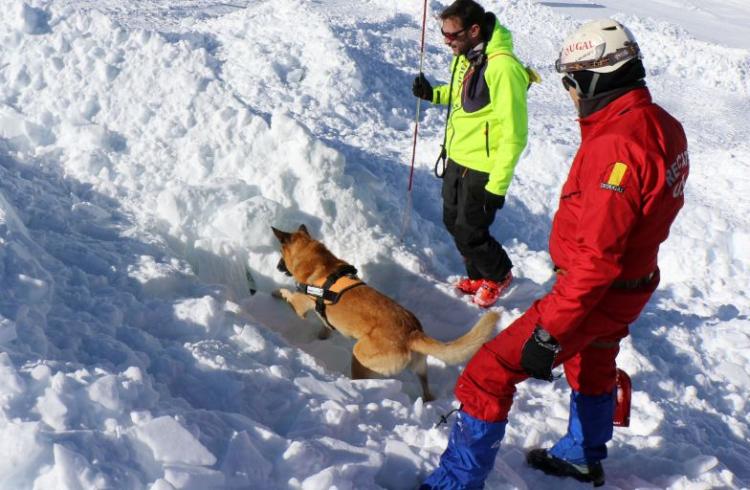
[277,257,292,276]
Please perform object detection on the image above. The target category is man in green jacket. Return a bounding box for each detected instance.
[413,0,528,307]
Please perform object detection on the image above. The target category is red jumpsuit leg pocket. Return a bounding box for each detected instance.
[455,312,538,422]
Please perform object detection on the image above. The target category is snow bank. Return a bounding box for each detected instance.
[0,0,748,488]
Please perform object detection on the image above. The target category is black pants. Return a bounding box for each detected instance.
[442,160,512,282]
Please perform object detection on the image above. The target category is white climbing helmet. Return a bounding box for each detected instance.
[555,19,641,74]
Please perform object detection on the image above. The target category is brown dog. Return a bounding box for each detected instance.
[271,225,499,401]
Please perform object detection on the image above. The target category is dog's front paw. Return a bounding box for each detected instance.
[272,288,294,300]
[317,325,332,340]
[271,288,290,300]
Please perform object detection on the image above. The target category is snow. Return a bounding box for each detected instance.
[536,0,750,50]
[0,0,748,488]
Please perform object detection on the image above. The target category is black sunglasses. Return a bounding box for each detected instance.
[561,73,582,95]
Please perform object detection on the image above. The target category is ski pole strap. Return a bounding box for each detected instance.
[434,146,447,178]
[435,60,460,180]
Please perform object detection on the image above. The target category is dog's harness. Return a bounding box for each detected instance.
[296,265,365,330]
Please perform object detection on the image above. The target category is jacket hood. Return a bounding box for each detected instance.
[484,12,513,55]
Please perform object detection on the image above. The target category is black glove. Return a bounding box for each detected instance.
[521,326,561,381]
[483,190,505,213]
[412,72,433,101]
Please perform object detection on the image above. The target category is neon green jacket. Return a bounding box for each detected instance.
[432,20,528,196]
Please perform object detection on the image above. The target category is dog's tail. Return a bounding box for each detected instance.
[409,311,500,365]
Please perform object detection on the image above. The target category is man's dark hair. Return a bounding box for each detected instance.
[440,0,485,31]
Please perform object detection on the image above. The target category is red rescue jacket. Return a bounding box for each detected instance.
[530,87,689,339]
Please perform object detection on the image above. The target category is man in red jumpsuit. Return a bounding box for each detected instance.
[421,19,689,489]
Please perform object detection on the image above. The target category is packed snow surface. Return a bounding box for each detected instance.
[0,0,748,488]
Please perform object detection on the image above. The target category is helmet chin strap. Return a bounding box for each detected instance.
[586,72,601,98]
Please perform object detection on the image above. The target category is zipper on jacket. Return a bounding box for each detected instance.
[443,60,462,158]
[484,122,490,157]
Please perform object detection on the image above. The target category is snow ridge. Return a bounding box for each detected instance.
[0,0,748,488]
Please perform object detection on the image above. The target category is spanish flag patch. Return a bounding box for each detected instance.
[600,162,628,193]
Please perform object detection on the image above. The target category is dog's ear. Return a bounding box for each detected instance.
[271,226,291,244]
[297,224,310,236]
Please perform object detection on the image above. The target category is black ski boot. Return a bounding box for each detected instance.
[526,449,605,487]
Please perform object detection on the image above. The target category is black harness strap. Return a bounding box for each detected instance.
[554,266,656,290]
[296,265,364,330]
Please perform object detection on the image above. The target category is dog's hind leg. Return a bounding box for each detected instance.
[409,353,434,402]
[317,326,333,340]
[352,339,409,377]
[351,352,381,380]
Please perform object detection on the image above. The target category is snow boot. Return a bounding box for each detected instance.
[455,278,484,295]
[526,449,605,487]
[472,272,513,308]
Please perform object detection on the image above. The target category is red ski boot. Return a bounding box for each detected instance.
[472,272,513,308]
[455,278,484,295]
